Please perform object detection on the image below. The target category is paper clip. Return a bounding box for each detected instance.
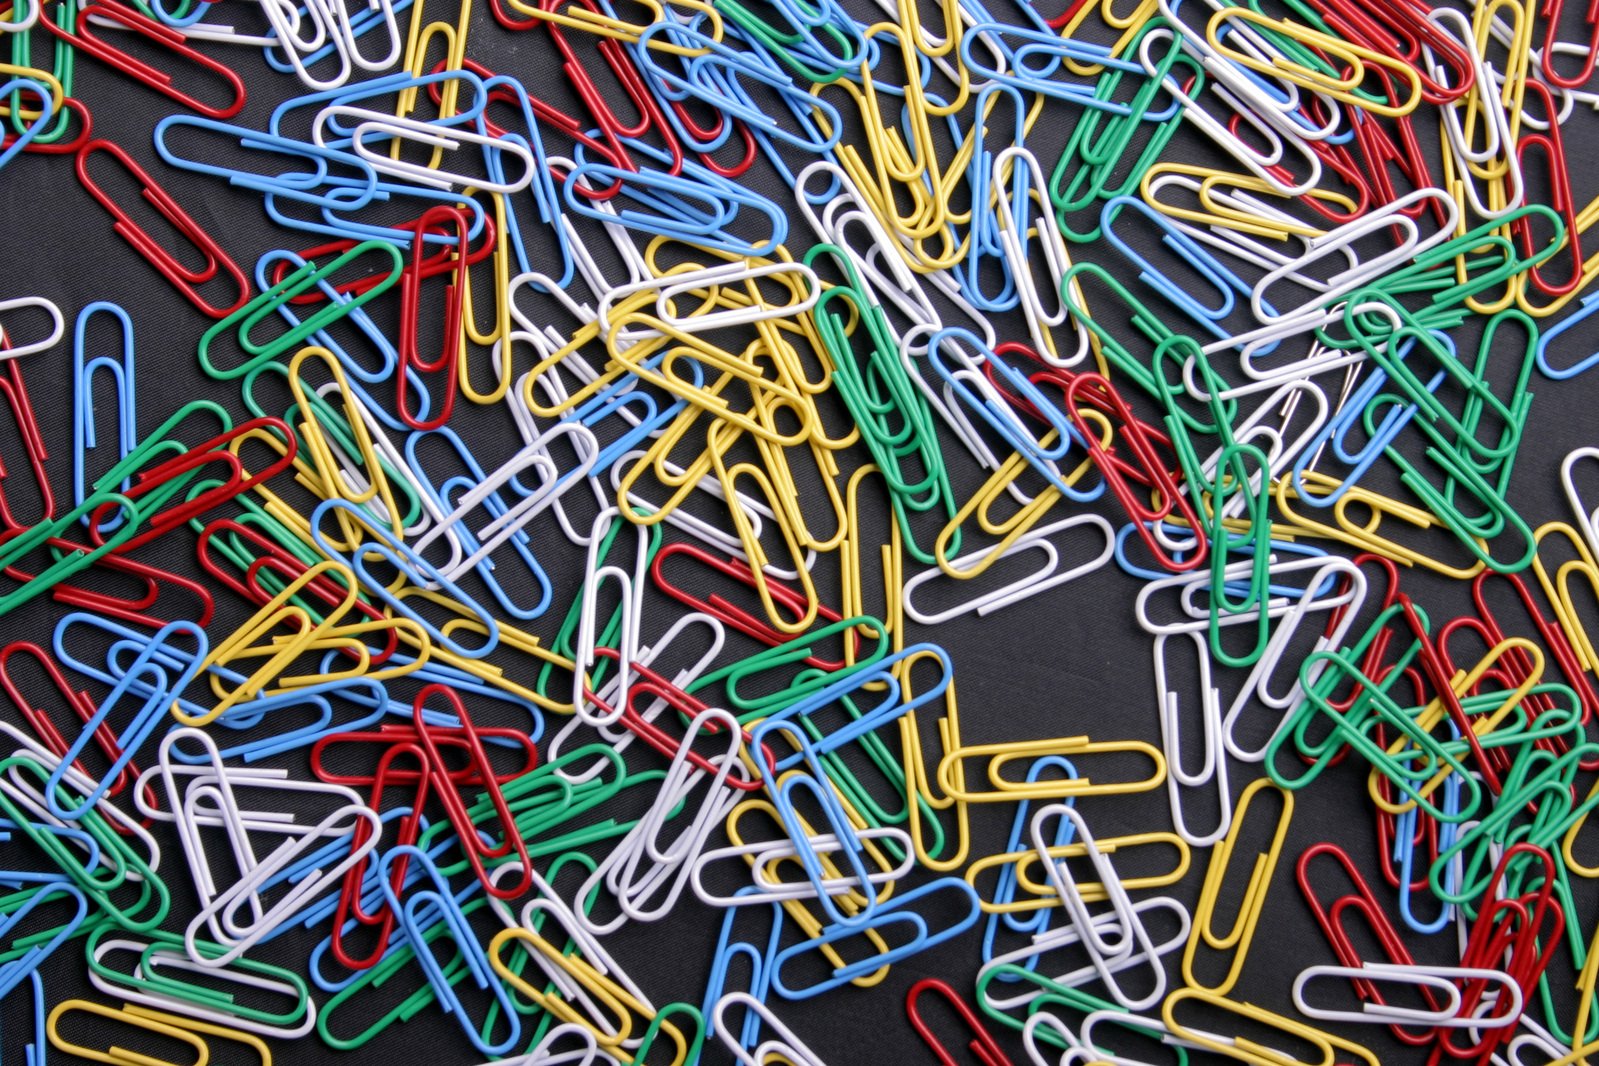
[72,302,136,526]
[1154,630,1230,846]
[0,880,87,996]
[396,205,468,430]
[936,734,1165,802]
[1295,840,1448,1041]
[1292,962,1522,1028]
[905,977,1013,1066]
[312,104,537,194]
[901,513,1115,625]
[575,705,746,931]
[0,0,39,31]
[767,878,982,999]
[0,640,138,801]
[47,1000,210,1066]
[45,0,246,117]
[0,294,64,360]
[1162,986,1380,1066]
[411,683,534,897]
[1182,777,1293,995]
[377,845,521,1056]
[712,992,828,1066]
[690,827,915,908]
[0,352,53,529]
[1028,803,1168,1010]
[87,927,317,1037]
[199,240,402,377]
[75,140,250,318]
[44,617,207,819]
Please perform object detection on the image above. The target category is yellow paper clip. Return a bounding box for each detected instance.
[936,735,1166,802]
[1182,778,1293,995]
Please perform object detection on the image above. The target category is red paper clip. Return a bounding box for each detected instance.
[4,535,216,628]
[0,641,136,798]
[1397,593,1503,795]
[650,542,853,670]
[397,205,468,431]
[1348,84,1442,223]
[1298,132,1375,225]
[1514,79,1584,301]
[85,417,296,554]
[1296,843,1444,1046]
[1303,0,1474,103]
[75,139,250,318]
[0,354,53,531]
[1540,0,1599,89]
[46,0,245,118]
[309,723,538,788]
[525,0,688,194]
[329,741,431,970]
[1444,844,1562,1061]
[906,978,1014,1066]
[412,684,533,898]
[1064,370,1205,571]
[314,717,536,968]
[265,211,497,306]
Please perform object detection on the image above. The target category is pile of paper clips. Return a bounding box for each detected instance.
[8,0,1599,1059]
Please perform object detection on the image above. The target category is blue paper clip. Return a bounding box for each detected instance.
[701,891,785,1051]
[0,881,87,998]
[960,84,1029,314]
[154,114,379,211]
[378,845,519,1056]
[757,644,953,774]
[768,877,981,999]
[981,756,1079,968]
[562,157,788,257]
[926,327,1106,503]
[199,240,403,380]
[1289,334,1450,509]
[1101,195,1281,351]
[1537,287,1599,380]
[269,70,489,139]
[72,302,136,527]
[961,25,1152,112]
[638,22,844,156]
[749,720,879,931]
[44,616,208,819]
[1394,772,1463,935]
[0,78,53,171]
[0,967,46,1066]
